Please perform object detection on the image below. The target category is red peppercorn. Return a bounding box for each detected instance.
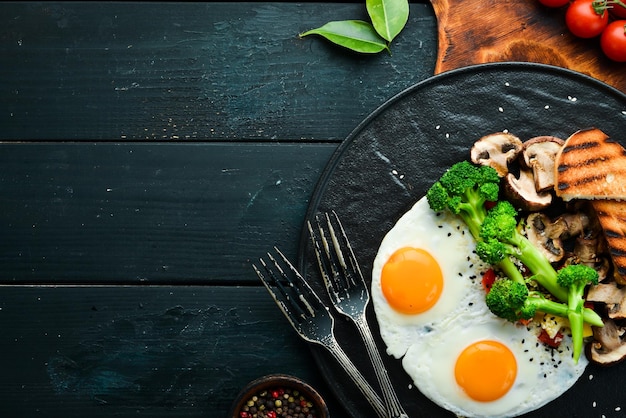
[239,412,249,418]
[267,412,277,418]
[271,390,280,399]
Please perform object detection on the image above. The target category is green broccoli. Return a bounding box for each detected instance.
[475,201,568,301]
[485,278,571,323]
[426,161,499,240]
[557,264,601,363]
[426,162,524,284]
[486,274,603,363]
[427,159,604,362]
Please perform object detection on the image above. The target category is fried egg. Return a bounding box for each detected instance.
[371,196,588,417]
[402,317,587,417]
[371,196,490,358]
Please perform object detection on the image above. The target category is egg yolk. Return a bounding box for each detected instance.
[381,247,443,314]
[454,340,517,402]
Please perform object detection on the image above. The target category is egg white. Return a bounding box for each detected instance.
[371,196,490,358]
[402,317,588,418]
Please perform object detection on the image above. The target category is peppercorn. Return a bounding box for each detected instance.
[237,386,320,418]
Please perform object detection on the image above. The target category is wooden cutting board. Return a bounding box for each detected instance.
[430,0,626,92]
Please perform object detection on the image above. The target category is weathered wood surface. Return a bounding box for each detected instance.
[0,2,438,141]
[431,0,626,92]
[0,285,333,417]
[0,142,335,284]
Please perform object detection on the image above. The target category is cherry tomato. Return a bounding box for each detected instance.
[609,0,626,18]
[601,20,626,61]
[538,329,564,348]
[481,268,496,293]
[538,0,570,7]
[565,0,609,38]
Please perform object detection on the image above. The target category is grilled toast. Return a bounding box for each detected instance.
[590,199,626,284]
[554,128,626,201]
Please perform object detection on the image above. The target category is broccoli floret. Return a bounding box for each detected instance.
[426,161,499,240]
[485,279,571,324]
[427,162,525,285]
[477,201,569,302]
[557,264,602,363]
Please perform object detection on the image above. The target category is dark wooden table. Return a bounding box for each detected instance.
[0,2,439,416]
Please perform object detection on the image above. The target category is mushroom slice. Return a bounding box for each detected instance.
[521,136,565,192]
[525,212,564,262]
[589,318,626,366]
[504,169,552,212]
[470,132,523,177]
[587,281,626,320]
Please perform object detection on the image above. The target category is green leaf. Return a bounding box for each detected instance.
[300,20,389,54]
[366,0,409,42]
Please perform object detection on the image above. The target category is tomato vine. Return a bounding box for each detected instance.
[538,0,626,62]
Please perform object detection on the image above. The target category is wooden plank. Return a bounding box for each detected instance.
[0,142,336,284]
[0,285,338,417]
[431,0,626,92]
[0,2,438,141]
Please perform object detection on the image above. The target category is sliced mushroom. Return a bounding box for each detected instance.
[521,136,565,192]
[556,212,590,239]
[470,132,523,177]
[525,212,565,262]
[573,237,612,282]
[503,169,552,212]
[587,281,626,320]
[588,318,626,366]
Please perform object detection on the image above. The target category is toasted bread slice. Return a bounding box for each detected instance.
[591,199,626,283]
[554,128,626,201]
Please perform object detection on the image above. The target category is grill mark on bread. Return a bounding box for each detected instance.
[555,128,626,200]
[561,141,600,153]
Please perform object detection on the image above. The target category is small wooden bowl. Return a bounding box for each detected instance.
[228,374,330,418]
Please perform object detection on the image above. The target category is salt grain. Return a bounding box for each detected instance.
[498,107,504,112]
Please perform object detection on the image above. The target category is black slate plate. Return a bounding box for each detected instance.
[297,62,626,418]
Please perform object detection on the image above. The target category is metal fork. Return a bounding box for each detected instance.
[308,212,409,418]
[253,247,386,418]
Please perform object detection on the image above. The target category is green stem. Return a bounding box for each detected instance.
[567,291,585,364]
[512,234,568,302]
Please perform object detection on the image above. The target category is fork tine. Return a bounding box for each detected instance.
[309,214,348,297]
[326,210,364,287]
[329,210,365,284]
[255,249,317,322]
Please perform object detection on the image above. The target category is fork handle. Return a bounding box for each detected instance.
[355,316,409,418]
[322,336,387,418]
